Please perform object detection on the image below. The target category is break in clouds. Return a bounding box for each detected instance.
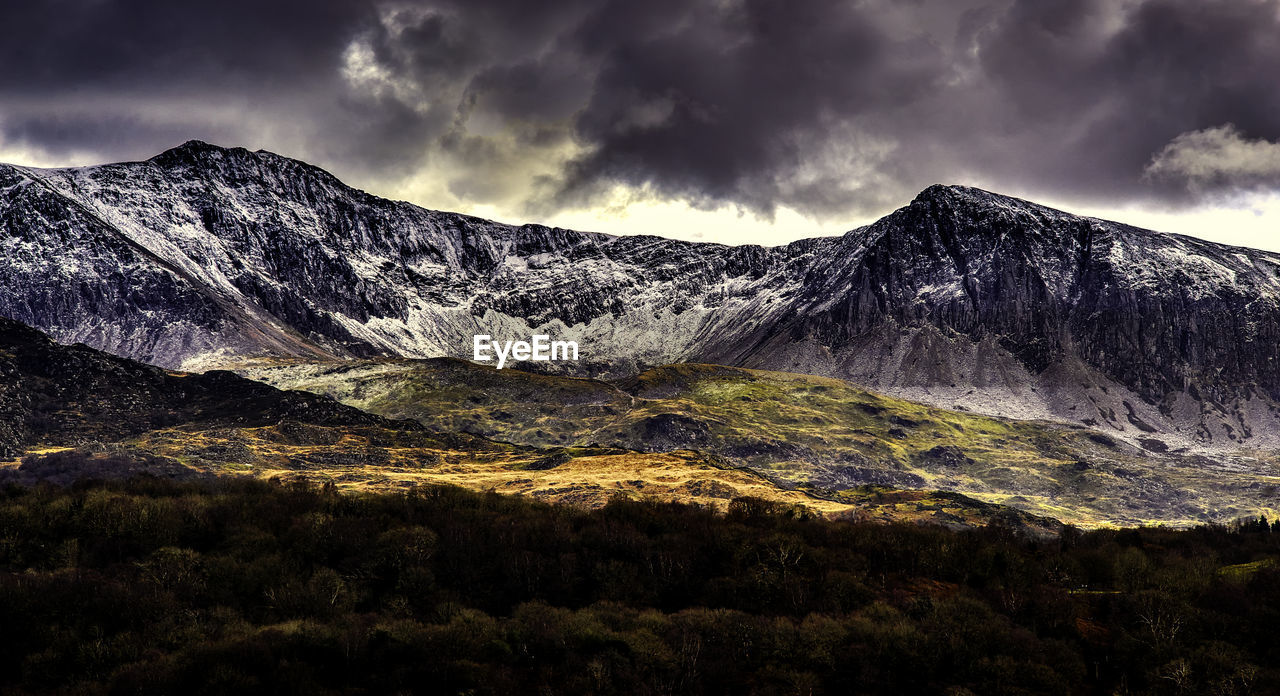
[2,0,1279,229]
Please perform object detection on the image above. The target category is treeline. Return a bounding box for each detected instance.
[0,477,1278,695]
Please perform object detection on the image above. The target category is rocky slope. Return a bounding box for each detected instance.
[0,316,395,460]
[3,142,1279,449]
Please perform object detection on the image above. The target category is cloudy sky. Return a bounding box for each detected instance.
[2,0,1278,248]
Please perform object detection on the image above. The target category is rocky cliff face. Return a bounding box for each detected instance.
[750,186,1280,448]
[3,142,1278,448]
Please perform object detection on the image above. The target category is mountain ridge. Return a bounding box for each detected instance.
[3,142,1279,450]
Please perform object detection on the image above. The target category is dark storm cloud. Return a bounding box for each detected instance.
[557,0,1280,215]
[0,0,386,164]
[551,0,948,215]
[970,0,1280,203]
[2,0,1279,225]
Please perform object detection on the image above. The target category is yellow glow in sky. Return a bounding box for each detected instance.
[3,141,1276,254]
[1067,195,1280,253]
[486,190,1280,254]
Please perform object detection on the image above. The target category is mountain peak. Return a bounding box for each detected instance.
[909,184,1021,209]
[160,139,223,155]
[148,139,233,165]
[148,140,276,169]
[903,184,1090,235]
[913,183,969,200]
[143,140,352,196]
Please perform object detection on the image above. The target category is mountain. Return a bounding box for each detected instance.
[3,141,1279,449]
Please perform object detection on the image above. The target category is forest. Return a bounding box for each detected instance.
[1,470,1277,695]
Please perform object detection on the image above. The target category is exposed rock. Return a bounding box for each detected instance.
[820,466,927,489]
[639,413,714,451]
[917,445,975,469]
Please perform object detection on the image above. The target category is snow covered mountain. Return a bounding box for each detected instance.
[3,140,1279,449]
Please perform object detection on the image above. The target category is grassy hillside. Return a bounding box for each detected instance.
[238,359,1280,527]
[7,432,1059,532]
[1,317,1060,530]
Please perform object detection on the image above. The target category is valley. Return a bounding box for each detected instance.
[2,315,1061,531]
